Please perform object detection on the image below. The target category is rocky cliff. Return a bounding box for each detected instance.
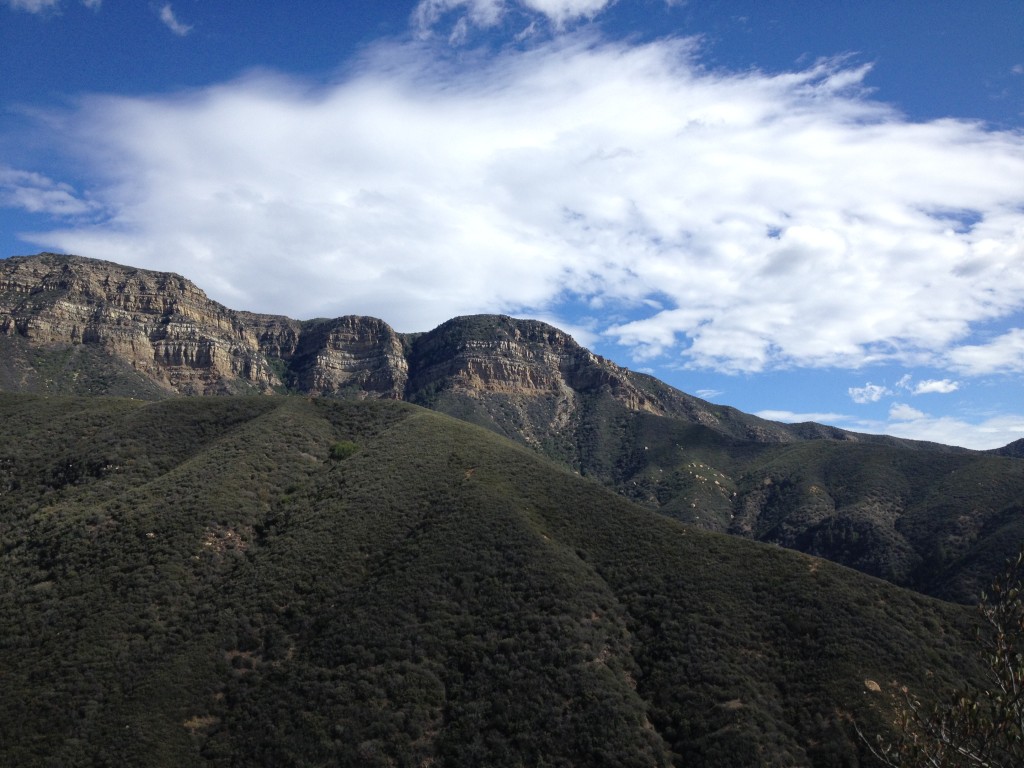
[0,254,410,398]
[0,253,761,425]
[0,253,920,444]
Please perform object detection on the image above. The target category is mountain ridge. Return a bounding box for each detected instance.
[3,251,1022,602]
[0,251,970,449]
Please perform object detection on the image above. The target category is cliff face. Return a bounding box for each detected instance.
[0,254,286,394]
[0,253,900,445]
[0,254,409,398]
[0,253,726,413]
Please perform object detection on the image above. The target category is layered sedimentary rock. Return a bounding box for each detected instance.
[0,254,409,397]
[0,253,821,440]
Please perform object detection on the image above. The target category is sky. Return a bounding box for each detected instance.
[1,0,1023,449]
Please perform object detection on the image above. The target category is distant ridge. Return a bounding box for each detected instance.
[2,251,1023,601]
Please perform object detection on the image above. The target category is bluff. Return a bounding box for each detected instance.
[2,252,1022,601]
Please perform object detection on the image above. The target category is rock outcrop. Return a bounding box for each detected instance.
[0,253,899,446]
[0,253,409,398]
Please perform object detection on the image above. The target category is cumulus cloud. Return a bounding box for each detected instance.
[158,3,191,36]
[849,383,891,404]
[11,37,1024,361]
[889,402,926,421]
[911,378,960,395]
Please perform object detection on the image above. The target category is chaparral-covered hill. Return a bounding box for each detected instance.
[0,392,987,766]
[3,252,1021,602]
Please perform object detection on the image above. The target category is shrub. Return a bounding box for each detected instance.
[329,441,358,461]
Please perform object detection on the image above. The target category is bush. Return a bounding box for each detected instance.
[329,441,358,461]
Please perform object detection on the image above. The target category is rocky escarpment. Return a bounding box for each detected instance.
[0,254,290,394]
[0,254,408,397]
[0,253,888,440]
[0,254,957,449]
[1,254,731,416]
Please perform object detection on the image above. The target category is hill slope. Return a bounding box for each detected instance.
[0,392,986,766]
[2,252,1022,602]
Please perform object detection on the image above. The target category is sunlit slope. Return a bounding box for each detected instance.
[0,394,982,766]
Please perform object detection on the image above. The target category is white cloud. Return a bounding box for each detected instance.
[695,388,723,399]
[520,0,615,26]
[849,383,891,404]
[0,167,96,216]
[414,0,504,36]
[875,406,1024,450]
[889,402,926,421]
[414,0,614,38]
[3,0,59,10]
[3,0,99,10]
[948,329,1024,374]
[912,378,960,395]
[756,409,849,424]
[158,3,191,36]
[10,37,1024,365]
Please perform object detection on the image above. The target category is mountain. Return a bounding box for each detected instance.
[0,392,987,766]
[2,252,1023,601]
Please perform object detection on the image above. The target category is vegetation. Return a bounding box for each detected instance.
[862,551,1024,767]
[328,439,359,460]
[0,392,992,766]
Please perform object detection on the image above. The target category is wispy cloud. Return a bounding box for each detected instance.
[756,409,849,424]
[695,388,723,400]
[3,0,99,11]
[0,167,96,216]
[3,0,60,11]
[158,3,191,36]
[413,0,616,38]
[878,404,1024,449]
[9,36,1024,371]
[519,0,615,26]
[947,329,1024,374]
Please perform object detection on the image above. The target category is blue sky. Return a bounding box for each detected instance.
[1,0,1022,449]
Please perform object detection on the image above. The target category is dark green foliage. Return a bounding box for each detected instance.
[0,393,991,766]
[328,440,358,460]
[862,550,1024,766]
[396,315,1024,604]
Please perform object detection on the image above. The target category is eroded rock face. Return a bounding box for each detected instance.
[288,316,408,399]
[0,254,780,440]
[0,254,296,395]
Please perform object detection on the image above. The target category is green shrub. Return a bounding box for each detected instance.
[329,440,358,461]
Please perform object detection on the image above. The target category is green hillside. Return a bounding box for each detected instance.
[0,393,986,766]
